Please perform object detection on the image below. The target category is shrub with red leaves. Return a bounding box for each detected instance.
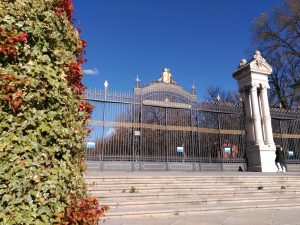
[0,74,26,112]
[0,29,28,59]
[63,197,108,225]
[53,0,94,120]
[79,100,94,117]
[66,62,83,89]
[53,0,74,21]
[0,0,101,223]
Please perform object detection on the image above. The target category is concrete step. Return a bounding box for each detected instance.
[102,195,300,209]
[85,173,300,220]
[87,181,300,189]
[87,181,300,186]
[88,184,299,194]
[85,175,299,183]
[94,189,300,200]
[85,173,297,178]
[105,200,300,218]
[86,178,300,185]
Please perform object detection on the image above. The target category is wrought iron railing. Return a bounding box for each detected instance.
[84,88,300,165]
[271,108,300,164]
[84,89,246,164]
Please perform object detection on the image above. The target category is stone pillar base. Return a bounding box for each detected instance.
[246,145,277,172]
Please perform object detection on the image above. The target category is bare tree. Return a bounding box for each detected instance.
[204,85,240,104]
[251,0,300,109]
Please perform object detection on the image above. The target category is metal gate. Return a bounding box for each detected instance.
[84,78,247,171]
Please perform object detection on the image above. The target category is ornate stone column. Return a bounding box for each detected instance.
[249,83,264,145]
[260,84,275,146]
[240,88,255,145]
[233,51,277,172]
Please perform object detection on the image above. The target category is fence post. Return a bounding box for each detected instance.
[101,81,108,162]
[216,95,223,171]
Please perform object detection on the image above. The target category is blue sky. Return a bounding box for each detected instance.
[73,0,282,99]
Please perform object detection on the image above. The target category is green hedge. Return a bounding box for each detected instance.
[0,0,97,224]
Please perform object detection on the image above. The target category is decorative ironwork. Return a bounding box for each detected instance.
[84,74,247,165]
[84,71,300,168]
[271,108,300,164]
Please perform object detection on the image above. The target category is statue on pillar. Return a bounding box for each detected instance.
[253,50,265,68]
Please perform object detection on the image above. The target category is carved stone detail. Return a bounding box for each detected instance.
[253,51,265,68]
[134,70,197,103]
[250,82,260,90]
[157,68,176,84]
[239,59,247,68]
[260,83,270,90]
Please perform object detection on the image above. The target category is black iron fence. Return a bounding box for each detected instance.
[271,108,300,164]
[84,88,246,164]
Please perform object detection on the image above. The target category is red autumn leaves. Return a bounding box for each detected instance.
[63,197,108,224]
[0,74,25,112]
[0,29,28,59]
[65,60,94,119]
[53,0,74,21]
[0,2,93,117]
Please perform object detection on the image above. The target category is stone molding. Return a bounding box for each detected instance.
[235,51,272,76]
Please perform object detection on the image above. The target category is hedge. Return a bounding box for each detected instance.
[0,0,102,224]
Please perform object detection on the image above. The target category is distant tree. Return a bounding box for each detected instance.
[251,0,300,109]
[204,85,240,104]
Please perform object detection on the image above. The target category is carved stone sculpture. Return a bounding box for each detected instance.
[158,68,174,84]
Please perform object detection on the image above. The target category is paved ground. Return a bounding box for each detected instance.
[100,208,300,225]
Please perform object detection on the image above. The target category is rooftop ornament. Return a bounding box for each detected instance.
[191,82,196,95]
[253,50,266,68]
[239,59,247,68]
[157,68,177,84]
[135,75,140,88]
[104,80,108,88]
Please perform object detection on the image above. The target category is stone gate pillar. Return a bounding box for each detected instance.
[233,51,277,172]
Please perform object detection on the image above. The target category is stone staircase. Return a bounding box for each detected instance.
[85,172,300,219]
